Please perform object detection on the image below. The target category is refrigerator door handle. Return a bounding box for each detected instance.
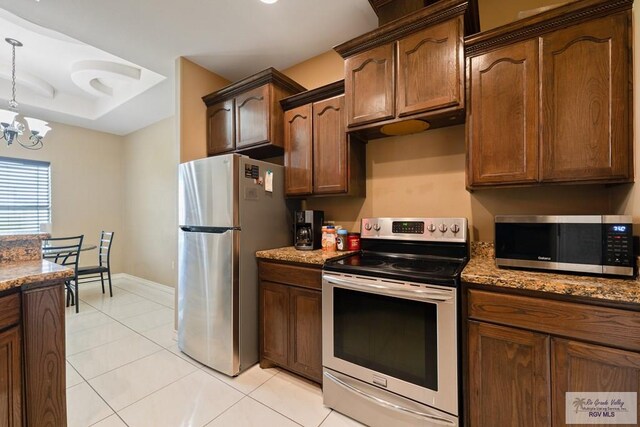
[179,226,241,233]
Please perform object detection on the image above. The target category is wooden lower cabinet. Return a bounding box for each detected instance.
[0,283,66,427]
[259,261,323,384]
[0,326,22,427]
[466,286,640,427]
[468,321,550,427]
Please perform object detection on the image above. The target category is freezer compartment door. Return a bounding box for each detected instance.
[178,228,239,375]
[179,154,238,228]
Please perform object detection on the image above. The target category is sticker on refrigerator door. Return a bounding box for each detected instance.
[245,164,259,179]
[265,170,273,192]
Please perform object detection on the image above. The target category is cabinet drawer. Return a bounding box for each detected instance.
[258,261,322,290]
[0,293,20,331]
[468,289,640,352]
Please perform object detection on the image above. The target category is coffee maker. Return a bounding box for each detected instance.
[294,210,324,251]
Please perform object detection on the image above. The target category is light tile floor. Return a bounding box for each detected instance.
[66,276,365,427]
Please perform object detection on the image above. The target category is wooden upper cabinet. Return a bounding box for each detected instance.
[468,39,539,186]
[540,14,631,183]
[552,338,640,426]
[335,0,469,139]
[203,68,305,159]
[314,95,348,194]
[206,99,235,156]
[235,84,270,149]
[284,105,313,196]
[468,321,551,427]
[397,17,463,117]
[345,44,395,127]
[465,1,633,188]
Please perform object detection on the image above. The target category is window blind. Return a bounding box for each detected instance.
[0,156,51,235]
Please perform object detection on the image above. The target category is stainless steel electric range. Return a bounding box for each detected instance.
[322,217,469,427]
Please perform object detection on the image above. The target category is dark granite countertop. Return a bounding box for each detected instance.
[256,246,357,266]
[462,242,640,305]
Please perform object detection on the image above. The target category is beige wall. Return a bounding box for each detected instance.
[282,50,344,90]
[122,117,178,287]
[177,57,230,163]
[0,122,125,271]
[478,0,573,31]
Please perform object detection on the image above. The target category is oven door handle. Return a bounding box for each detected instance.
[324,371,456,426]
[324,275,453,302]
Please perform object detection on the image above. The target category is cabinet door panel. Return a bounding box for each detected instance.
[207,100,235,155]
[236,85,270,149]
[345,44,395,127]
[289,287,322,382]
[553,339,640,426]
[397,18,462,116]
[468,39,539,186]
[468,321,551,427]
[284,105,313,196]
[0,326,21,427]
[540,14,630,182]
[313,95,347,194]
[260,281,289,366]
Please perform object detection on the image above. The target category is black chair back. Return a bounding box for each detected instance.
[42,235,84,278]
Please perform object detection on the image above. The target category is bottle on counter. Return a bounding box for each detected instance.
[322,225,337,252]
[336,229,348,251]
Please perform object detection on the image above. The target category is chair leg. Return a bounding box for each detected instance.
[65,283,71,307]
[100,272,105,294]
[75,280,79,313]
[107,269,113,297]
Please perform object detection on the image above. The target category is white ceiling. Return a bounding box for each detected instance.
[0,0,378,136]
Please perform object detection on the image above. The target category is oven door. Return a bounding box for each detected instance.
[322,272,458,416]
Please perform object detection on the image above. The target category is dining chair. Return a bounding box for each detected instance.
[42,235,84,313]
[78,231,115,297]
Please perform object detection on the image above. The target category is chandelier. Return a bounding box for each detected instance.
[0,38,50,150]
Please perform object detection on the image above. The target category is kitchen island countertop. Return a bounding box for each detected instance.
[256,246,357,266]
[0,260,73,292]
[463,242,640,305]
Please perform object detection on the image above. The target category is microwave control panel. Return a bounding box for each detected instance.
[604,224,633,266]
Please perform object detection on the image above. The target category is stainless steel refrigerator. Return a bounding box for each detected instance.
[178,154,290,376]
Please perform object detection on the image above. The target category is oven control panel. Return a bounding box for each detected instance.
[361,217,468,242]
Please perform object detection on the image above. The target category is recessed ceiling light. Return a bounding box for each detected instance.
[260,0,278,4]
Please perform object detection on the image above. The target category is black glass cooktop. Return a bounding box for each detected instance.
[324,252,467,286]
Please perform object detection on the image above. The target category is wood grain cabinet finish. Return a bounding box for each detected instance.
[397,18,463,117]
[466,284,640,427]
[202,68,305,159]
[335,1,468,139]
[540,14,631,183]
[0,326,21,427]
[283,105,313,196]
[281,82,365,198]
[206,99,235,156]
[468,321,551,427]
[344,44,395,127]
[552,338,640,426]
[313,95,348,194]
[467,40,539,186]
[258,261,323,383]
[465,0,633,188]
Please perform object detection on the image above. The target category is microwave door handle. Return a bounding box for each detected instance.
[324,371,456,426]
[324,276,453,302]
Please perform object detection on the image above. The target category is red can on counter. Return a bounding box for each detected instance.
[347,233,361,251]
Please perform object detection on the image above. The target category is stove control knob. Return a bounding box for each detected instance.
[373,223,381,231]
[438,224,448,233]
[451,224,460,234]
[364,223,372,231]
[427,223,436,233]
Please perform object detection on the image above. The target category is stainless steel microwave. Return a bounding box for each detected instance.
[495,215,634,277]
